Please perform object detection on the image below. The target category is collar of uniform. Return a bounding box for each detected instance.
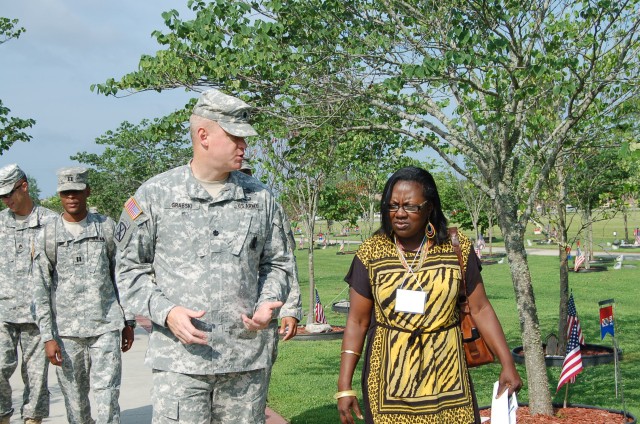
[11,205,41,229]
[227,171,252,200]
[184,165,214,201]
[184,166,247,202]
[57,212,101,242]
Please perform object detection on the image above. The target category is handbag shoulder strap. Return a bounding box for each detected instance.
[448,227,467,300]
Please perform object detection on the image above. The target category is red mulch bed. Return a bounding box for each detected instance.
[514,345,612,357]
[479,406,633,423]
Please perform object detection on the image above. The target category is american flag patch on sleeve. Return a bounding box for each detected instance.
[124,197,143,220]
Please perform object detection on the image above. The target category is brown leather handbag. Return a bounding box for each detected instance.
[449,228,495,368]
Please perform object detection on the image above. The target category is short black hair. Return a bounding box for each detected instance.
[377,166,449,245]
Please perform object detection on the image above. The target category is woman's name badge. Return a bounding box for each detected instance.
[395,289,426,314]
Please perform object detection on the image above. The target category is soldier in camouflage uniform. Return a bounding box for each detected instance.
[31,167,136,424]
[115,89,300,424]
[0,164,55,424]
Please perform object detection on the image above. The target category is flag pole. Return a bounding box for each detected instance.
[599,298,625,418]
[613,333,619,398]
[563,384,569,408]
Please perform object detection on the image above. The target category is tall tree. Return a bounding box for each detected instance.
[258,124,352,325]
[94,0,640,413]
[0,18,35,154]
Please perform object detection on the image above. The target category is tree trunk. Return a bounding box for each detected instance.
[623,209,629,242]
[488,216,495,256]
[582,209,592,270]
[495,196,554,415]
[557,204,569,354]
[588,220,594,262]
[303,218,317,326]
[307,244,316,325]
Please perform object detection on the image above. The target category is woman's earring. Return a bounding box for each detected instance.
[426,221,436,239]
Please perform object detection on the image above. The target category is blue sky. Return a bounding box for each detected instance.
[1,1,196,196]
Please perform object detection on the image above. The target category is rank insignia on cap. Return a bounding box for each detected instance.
[124,197,143,220]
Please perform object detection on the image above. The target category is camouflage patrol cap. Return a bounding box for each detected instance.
[57,167,89,192]
[0,164,26,196]
[192,89,258,137]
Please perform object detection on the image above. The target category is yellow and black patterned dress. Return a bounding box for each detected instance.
[345,233,482,424]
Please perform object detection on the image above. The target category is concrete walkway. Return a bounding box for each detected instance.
[9,325,288,423]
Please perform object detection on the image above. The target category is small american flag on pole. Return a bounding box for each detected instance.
[314,288,327,324]
[566,293,585,345]
[557,295,584,391]
[574,245,585,272]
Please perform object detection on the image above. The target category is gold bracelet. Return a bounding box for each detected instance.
[334,390,358,400]
[341,350,361,357]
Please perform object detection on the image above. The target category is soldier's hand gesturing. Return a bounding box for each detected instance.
[241,301,284,331]
[166,306,208,345]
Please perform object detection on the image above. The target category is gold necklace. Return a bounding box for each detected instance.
[395,235,428,274]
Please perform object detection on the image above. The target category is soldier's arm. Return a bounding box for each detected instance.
[107,217,135,322]
[256,203,299,314]
[31,230,55,343]
[115,197,176,327]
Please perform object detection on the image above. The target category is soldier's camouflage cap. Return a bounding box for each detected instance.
[57,167,89,192]
[192,89,258,137]
[0,164,26,196]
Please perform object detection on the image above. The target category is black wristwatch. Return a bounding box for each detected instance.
[125,320,137,328]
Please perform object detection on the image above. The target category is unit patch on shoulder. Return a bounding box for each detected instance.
[124,197,143,220]
[115,221,129,243]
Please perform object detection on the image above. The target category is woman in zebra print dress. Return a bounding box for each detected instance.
[337,167,521,424]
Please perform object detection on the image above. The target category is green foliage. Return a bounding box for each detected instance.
[71,112,192,218]
[0,17,25,44]
[318,183,361,228]
[0,18,34,154]
[0,99,34,155]
[39,195,63,214]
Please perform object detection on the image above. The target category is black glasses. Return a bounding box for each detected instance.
[388,201,428,213]
[0,181,23,199]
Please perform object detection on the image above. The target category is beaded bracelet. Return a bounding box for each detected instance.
[341,350,361,357]
[334,390,357,400]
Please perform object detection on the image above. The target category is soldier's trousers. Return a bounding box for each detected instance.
[151,368,267,424]
[56,330,121,424]
[0,321,50,421]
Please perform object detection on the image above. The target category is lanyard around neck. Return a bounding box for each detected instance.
[395,235,428,291]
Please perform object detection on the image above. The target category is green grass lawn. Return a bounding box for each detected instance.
[268,247,640,423]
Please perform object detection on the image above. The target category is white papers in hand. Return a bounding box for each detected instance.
[490,380,518,424]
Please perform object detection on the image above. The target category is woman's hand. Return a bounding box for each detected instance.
[337,396,363,424]
[497,364,523,397]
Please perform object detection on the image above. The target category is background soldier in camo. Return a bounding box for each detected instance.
[115,89,300,424]
[31,167,136,424]
[0,164,56,424]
